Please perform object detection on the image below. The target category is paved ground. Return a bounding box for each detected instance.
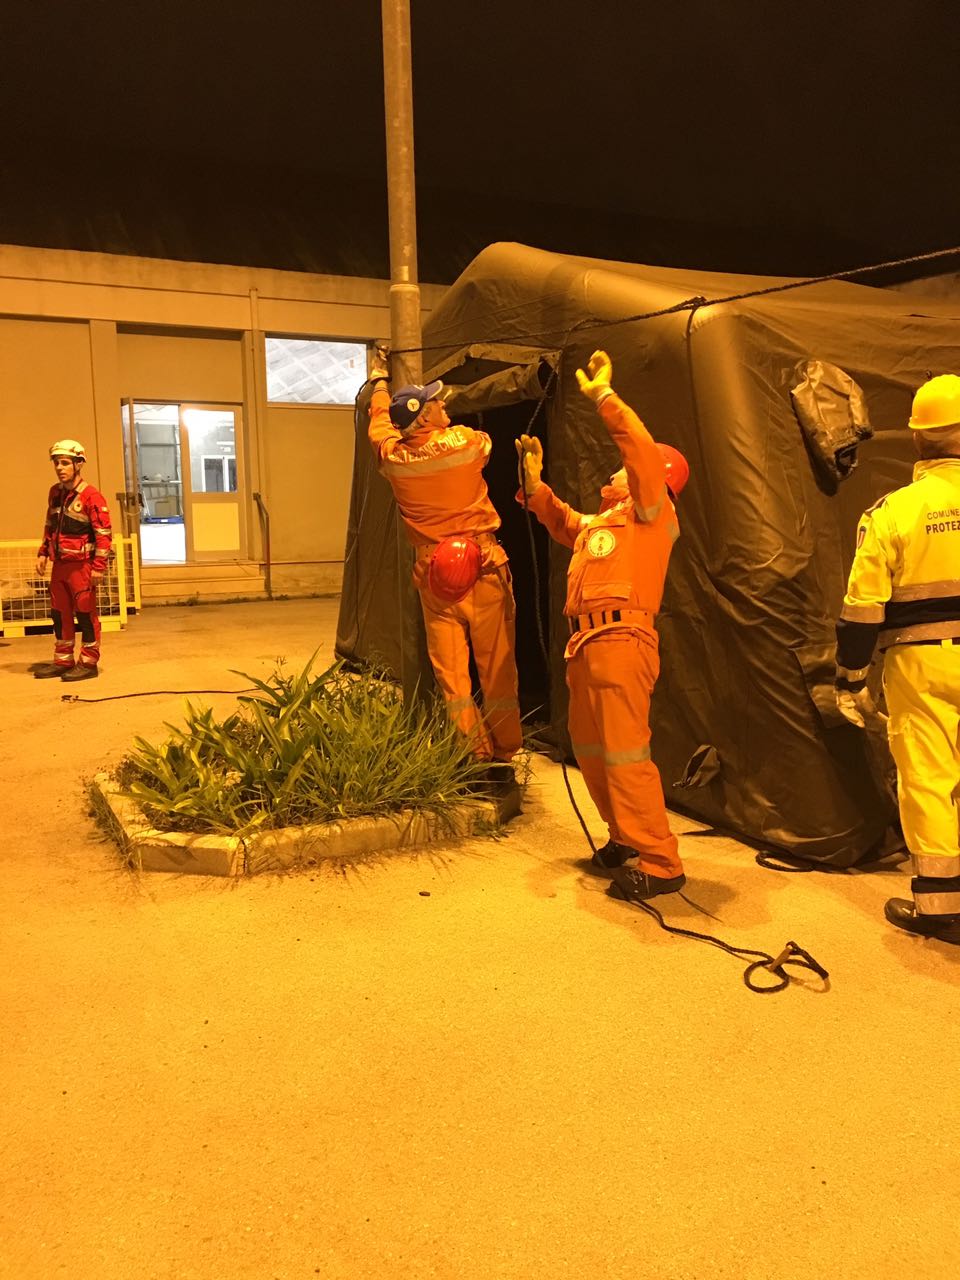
[2,599,959,1280]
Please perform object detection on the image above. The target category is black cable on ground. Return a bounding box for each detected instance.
[754,848,870,875]
[755,851,817,873]
[62,688,258,703]
[617,882,830,994]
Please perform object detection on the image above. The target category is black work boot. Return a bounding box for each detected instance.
[34,663,71,679]
[60,664,98,682]
[607,866,687,903]
[486,762,516,788]
[590,840,636,873]
[884,898,960,944]
[467,762,516,797]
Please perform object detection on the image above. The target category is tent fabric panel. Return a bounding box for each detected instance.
[340,241,960,862]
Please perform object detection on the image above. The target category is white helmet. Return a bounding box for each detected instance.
[49,439,86,461]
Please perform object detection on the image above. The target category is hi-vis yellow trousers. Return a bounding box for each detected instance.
[884,642,960,915]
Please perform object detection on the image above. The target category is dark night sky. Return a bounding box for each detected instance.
[0,0,957,280]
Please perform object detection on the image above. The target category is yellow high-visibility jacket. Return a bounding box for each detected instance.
[836,458,960,687]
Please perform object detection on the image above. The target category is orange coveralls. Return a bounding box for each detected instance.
[522,392,682,879]
[369,386,522,760]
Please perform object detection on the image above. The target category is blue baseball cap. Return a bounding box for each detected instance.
[389,380,445,429]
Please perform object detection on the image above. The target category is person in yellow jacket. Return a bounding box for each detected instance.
[516,351,689,903]
[366,361,522,772]
[836,374,960,943]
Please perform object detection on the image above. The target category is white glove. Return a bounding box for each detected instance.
[575,350,615,404]
[515,434,543,492]
[836,686,883,729]
[368,344,391,383]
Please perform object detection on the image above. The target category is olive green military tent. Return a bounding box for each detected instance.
[337,242,960,866]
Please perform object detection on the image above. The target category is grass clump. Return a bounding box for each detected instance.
[115,656,490,837]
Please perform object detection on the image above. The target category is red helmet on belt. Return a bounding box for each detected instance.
[428,536,482,603]
[658,443,689,497]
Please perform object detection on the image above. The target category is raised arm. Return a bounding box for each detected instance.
[366,378,403,465]
[577,351,668,521]
[514,433,585,548]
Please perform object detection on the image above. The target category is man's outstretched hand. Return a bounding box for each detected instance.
[368,344,391,384]
[575,350,614,403]
[515,434,543,493]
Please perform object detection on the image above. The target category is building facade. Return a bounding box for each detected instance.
[0,243,444,602]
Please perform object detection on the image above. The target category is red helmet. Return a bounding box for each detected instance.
[428,536,482,603]
[658,443,689,497]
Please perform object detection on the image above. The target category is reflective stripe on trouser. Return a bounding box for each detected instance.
[419,565,522,761]
[883,644,960,915]
[50,560,101,668]
[566,629,682,878]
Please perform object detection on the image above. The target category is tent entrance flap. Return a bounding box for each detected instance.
[426,344,560,416]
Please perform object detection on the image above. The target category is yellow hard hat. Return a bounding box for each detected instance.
[908,374,960,431]
[49,438,86,460]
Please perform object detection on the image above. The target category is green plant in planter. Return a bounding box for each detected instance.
[116,656,492,836]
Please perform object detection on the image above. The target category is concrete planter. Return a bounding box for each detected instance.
[91,773,521,876]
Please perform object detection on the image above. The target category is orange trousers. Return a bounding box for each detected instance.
[419,564,522,761]
[566,628,682,878]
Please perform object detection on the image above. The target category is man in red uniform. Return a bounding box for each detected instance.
[34,439,113,682]
[517,351,688,902]
[367,365,522,769]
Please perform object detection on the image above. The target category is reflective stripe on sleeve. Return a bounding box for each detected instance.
[840,602,886,624]
[836,664,871,684]
[634,492,665,523]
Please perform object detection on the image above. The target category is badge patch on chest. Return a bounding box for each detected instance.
[586,527,617,558]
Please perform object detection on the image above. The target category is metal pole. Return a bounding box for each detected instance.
[381,0,430,706]
[381,0,423,386]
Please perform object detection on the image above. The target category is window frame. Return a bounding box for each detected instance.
[264,334,372,408]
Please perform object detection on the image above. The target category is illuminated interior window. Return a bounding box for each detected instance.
[266,337,367,405]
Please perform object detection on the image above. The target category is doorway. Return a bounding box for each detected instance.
[122,400,244,564]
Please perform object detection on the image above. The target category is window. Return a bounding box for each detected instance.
[265,337,367,405]
[183,408,238,494]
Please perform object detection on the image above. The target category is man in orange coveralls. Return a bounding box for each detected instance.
[516,350,689,902]
[367,359,522,773]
